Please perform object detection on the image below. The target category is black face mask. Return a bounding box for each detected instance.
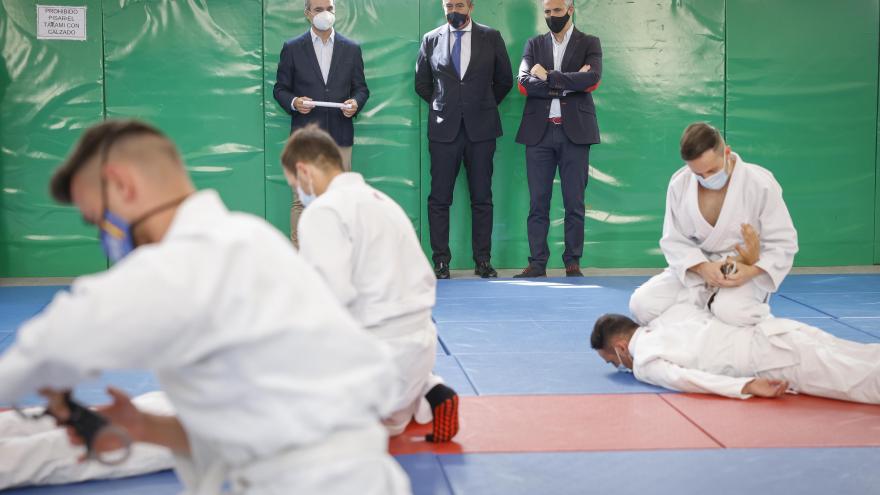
[447,12,469,30]
[546,12,570,34]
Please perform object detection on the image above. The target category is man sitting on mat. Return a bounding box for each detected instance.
[281,124,459,442]
[0,119,411,494]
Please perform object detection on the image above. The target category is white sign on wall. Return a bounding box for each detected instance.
[36,5,87,41]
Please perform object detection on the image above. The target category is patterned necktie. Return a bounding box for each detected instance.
[452,30,464,78]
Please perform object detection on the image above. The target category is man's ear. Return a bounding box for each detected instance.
[282,167,298,188]
[103,164,137,202]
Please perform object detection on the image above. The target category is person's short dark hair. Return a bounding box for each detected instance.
[280,124,344,174]
[590,313,638,350]
[50,119,169,204]
[679,122,724,161]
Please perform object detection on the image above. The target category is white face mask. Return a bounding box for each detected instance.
[696,152,730,190]
[312,10,335,31]
[296,175,317,207]
[614,348,632,373]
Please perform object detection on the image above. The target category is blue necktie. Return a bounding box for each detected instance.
[452,30,464,78]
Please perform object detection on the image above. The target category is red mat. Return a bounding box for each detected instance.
[391,393,880,455]
[389,394,720,455]
[662,393,880,448]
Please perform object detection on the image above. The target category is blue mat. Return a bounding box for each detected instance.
[839,317,880,335]
[0,286,67,332]
[433,355,477,397]
[435,448,880,495]
[779,292,880,318]
[777,274,880,293]
[438,320,588,354]
[454,351,667,395]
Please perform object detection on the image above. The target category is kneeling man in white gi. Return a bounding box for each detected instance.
[281,124,459,442]
[591,304,880,404]
[0,120,411,494]
[629,122,798,326]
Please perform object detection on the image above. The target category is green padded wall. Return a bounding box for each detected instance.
[102,0,265,217]
[263,0,422,237]
[1,0,879,276]
[0,0,107,277]
[876,1,880,265]
[726,0,880,266]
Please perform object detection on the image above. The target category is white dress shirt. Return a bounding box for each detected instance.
[448,21,473,79]
[311,27,335,83]
[292,28,336,111]
[549,25,574,118]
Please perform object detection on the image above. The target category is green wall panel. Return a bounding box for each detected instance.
[726,0,880,266]
[876,1,880,265]
[102,0,265,217]
[0,0,107,277]
[2,1,879,276]
[263,0,423,238]
[418,0,725,269]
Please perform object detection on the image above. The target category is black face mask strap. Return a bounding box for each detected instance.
[129,194,191,233]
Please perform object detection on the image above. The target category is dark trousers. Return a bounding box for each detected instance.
[525,124,591,268]
[428,125,496,265]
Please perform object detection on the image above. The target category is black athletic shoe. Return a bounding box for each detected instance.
[474,261,498,278]
[434,262,450,280]
[424,383,459,442]
[513,265,547,278]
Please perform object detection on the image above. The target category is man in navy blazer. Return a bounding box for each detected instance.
[273,0,369,247]
[415,0,513,280]
[514,0,601,278]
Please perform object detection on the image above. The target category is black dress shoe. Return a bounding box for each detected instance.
[434,262,450,279]
[565,264,584,277]
[474,261,498,278]
[513,265,546,278]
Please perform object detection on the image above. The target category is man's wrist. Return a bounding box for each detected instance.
[291,97,299,112]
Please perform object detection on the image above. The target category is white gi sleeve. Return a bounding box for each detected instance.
[635,358,754,399]
[659,179,708,285]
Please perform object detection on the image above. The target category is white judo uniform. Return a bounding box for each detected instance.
[297,172,441,435]
[0,190,411,495]
[630,153,798,326]
[630,304,880,404]
[0,392,174,490]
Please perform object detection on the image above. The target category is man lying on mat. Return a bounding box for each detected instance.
[589,305,880,404]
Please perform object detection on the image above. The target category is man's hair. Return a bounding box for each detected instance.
[306,0,334,11]
[679,122,725,161]
[590,314,638,350]
[543,0,574,8]
[280,124,344,174]
[49,119,174,204]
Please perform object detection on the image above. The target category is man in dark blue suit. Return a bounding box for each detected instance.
[514,0,601,278]
[415,0,513,280]
[273,0,369,247]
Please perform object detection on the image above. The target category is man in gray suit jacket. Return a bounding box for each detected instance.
[415,0,513,280]
[515,0,601,278]
[273,0,369,247]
